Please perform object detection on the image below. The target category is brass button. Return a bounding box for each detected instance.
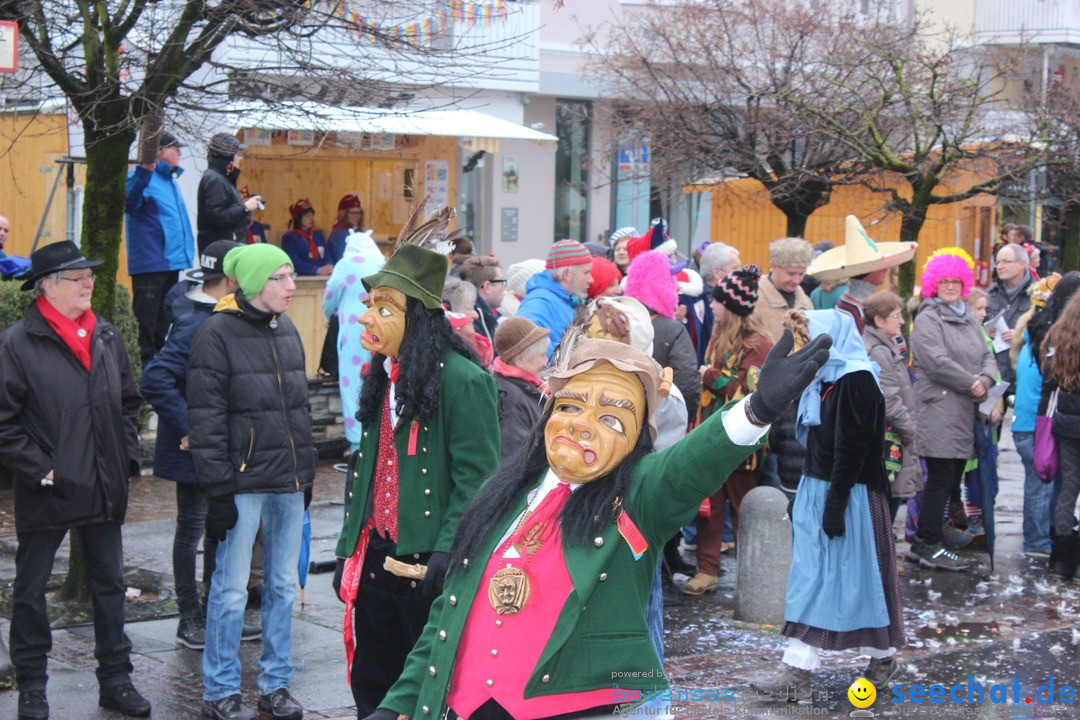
[425,511,431,518]
[542,674,550,683]
[486,679,493,687]
[449,595,457,605]
[422,447,428,453]
[491,649,498,656]
[422,468,428,475]
[429,666,437,677]
[439,630,447,641]
[599,573,608,582]
[424,488,431,495]
[422,707,430,715]
[594,537,604,547]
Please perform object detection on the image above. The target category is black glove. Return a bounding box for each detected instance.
[205,495,238,542]
[361,709,401,720]
[303,485,313,510]
[822,490,849,539]
[420,551,449,597]
[748,330,832,426]
[332,557,345,603]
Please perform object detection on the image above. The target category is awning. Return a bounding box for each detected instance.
[227,101,557,149]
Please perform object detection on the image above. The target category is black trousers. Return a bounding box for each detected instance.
[131,270,178,366]
[10,522,134,690]
[916,457,968,546]
[350,531,435,717]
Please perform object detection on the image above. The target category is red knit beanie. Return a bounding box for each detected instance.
[587,257,622,299]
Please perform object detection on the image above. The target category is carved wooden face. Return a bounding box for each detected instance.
[359,286,407,357]
[544,366,645,484]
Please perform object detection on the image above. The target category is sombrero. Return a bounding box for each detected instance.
[807,216,917,282]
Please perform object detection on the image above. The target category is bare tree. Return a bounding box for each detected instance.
[0,0,518,317]
[584,0,883,237]
[788,16,1057,290]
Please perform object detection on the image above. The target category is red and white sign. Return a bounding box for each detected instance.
[0,21,17,73]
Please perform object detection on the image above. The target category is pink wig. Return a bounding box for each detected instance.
[624,250,678,318]
[921,253,974,298]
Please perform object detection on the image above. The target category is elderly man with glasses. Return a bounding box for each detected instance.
[986,242,1034,394]
[0,242,150,720]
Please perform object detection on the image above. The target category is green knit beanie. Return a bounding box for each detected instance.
[223,244,294,297]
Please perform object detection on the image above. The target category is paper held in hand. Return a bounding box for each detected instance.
[979,380,1010,417]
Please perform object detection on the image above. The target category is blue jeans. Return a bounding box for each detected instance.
[646,567,664,666]
[203,492,303,700]
[1015,431,1054,553]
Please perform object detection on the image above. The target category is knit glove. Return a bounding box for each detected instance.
[420,551,449,597]
[205,495,238,542]
[332,558,345,603]
[821,490,849,539]
[747,330,832,426]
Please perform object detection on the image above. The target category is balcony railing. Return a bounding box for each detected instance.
[975,0,1080,45]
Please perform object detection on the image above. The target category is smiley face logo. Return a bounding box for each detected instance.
[848,677,876,708]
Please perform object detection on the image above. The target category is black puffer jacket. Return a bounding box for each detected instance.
[0,302,142,532]
[187,293,316,497]
[494,371,544,462]
[769,402,806,494]
[651,315,701,423]
[196,155,248,254]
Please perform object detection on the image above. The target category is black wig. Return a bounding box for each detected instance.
[357,295,480,425]
[448,402,654,572]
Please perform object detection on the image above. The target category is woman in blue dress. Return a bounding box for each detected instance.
[752,309,905,702]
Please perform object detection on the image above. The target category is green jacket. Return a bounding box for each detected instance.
[335,349,500,557]
[381,401,764,717]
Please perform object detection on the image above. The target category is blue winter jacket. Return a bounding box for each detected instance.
[282,229,332,275]
[1013,331,1042,434]
[125,161,195,275]
[140,294,215,484]
[516,270,579,359]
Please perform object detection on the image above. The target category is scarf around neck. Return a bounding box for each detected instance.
[36,295,96,370]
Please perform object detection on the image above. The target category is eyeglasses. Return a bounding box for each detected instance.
[888,312,904,320]
[489,278,508,286]
[996,258,1024,265]
[266,272,298,284]
[938,278,963,287]
[59,272,95,286]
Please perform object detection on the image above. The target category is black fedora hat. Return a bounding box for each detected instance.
[20,241,104,291]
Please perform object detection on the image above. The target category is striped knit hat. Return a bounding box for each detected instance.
[712,264,762,317]
[546,239,592,269]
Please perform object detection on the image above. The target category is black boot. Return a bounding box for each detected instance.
[1049,534,1077,579]
[663,534,695,578]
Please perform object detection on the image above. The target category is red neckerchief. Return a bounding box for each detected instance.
[36,295,96,371]
[293,227,318,260]
[492,356,542,388]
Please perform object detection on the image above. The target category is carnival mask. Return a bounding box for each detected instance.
[544,365,645,484]
[359,286,407,357]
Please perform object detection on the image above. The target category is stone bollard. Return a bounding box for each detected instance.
[734,485,792,625]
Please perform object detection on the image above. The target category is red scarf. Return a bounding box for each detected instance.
[36,295,96,371]
[492,356,543,389]
[293,227,319,260]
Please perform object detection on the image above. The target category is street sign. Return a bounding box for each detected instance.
[0,21,17,73]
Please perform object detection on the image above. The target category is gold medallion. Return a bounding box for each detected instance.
[488,566,530,615]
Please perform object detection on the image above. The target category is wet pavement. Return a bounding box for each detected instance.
[0,427,1078,719]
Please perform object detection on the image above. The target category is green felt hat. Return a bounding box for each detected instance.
[362,243,449,310]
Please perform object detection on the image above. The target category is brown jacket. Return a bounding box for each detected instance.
[754,275,812,343]
[911,299,997,459]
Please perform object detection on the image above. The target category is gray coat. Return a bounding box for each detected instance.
[911,299,997,459]
[864,325,921,497]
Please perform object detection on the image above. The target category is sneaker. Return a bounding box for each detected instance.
[257,688,303,720]
[863,656,903,689]
[682,573,719,596]
[99,681,151,717]
[750,664,812,703]
[942,524,974,550]
[18,688,48,720]
[1024,549,1051,559]
[177,616,207,650]
[241,622,262,642]
[661,584,684,607]
[203,694,256,720]
[907,539,971,571]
